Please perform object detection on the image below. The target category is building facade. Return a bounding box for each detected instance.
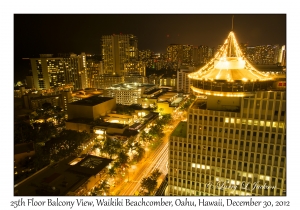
[103,83,145,105]
[30,53,87,90]
[101,34,138,76]
[177,67,196,93]
[168,31,286,196]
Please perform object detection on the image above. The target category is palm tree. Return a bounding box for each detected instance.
[107,167,117,179]
[140,130,152,144]
[92,180,110,196]
[98,180,110,195]
[114,151,130,175]
[139,169,162,195]
[132,142,145,163]
[102,137,122,159]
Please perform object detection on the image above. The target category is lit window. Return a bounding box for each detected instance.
[272,122,278,128]
[266,121,271,127]
[231,118,235,123]
[254,120,258,126]
[225,118,229,123]
[279,122,284,128]
[236,119,240,124]
[248,120,252,125]
[192,163,196,168]
[260,121,265,126]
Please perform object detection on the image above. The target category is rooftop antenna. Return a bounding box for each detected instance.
[231,15,234,31]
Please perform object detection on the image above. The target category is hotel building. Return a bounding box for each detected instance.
[168,31,286,196]
[30,53,87,90]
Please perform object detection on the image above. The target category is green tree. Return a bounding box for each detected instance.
[91,180,110,196]
[32,122,57,143]
[14,121,35,144]
[46,130,90,162]
[139,169,162,195]
[102,137,122,159]
[108,167,117,179]
[114,150,130,177]
[132,143,145,162]
[139,131,152,143]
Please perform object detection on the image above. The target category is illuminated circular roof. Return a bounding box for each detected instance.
[188,32,273,82]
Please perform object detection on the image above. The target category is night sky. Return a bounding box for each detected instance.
[14,14,286,81]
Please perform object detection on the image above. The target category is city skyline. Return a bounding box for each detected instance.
[14,14,286,56]
[14,14,286,82]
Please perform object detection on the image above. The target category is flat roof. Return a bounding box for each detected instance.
[171,121,187,138]
[69,96,114,106]
[144,88,161,95]
[68,155,112,176]
[14,155,112,196]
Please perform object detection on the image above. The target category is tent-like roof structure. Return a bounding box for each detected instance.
[188,32,273,82]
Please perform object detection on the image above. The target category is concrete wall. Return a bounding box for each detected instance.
[67,98,116,120]
[65,122,92,133]
[207,95,241,111]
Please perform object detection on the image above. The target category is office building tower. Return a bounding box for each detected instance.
[168,31,286,196]
[101,34,138,76]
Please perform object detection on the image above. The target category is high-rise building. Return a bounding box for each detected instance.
[167,44,195,68]
[168,31,286,196]
[101,34,138,76]
[30,53,87,90]
[176,67,196,93]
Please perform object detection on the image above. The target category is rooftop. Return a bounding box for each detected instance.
[188,31,273,82]
[171,121,187,138]
[14,155,112,196]
[69,96,114,106]
[68,155,112,176]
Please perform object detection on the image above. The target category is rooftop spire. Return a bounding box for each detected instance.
[231,15,234,31]
[188,31,273,82]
